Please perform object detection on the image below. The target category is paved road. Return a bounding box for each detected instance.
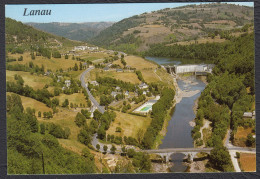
[80,67,105,114]
[92,133,138,153]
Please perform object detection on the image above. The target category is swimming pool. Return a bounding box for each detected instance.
[140,105,152,111]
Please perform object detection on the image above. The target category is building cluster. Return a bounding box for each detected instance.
[74,46,99,51]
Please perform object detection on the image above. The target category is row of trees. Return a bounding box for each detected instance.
[142,88,175,149]
[7,62,45,75]
[7,78,54,108]
[135,71,144,82]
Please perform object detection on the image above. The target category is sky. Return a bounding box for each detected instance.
[5,2,254,23]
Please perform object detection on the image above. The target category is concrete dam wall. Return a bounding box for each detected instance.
[165,64,214,75]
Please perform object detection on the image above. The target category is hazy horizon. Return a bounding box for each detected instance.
[6,2,253,23]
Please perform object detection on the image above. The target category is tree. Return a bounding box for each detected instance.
[65,54,68,59]
[103,145,108,153]
[246,133,255,147]
[116,127,122,133]
[62,99,69,108]
[52,51,61,58]
[74,112,86,127]
[97,126,106,140]
[127,149,135,158]
[40,123,45,134]
[48,123,66,138]
[96,144,100,151]
[110,145,116,154]
[78,127,92,145]
[93,110,102,121]
[18,56,23,61]
[209,146,234,172]
[80,62,83,70]
[38,111,41,117]
[31,52,35,60]
[82,148,94,161]
[121,146,126,156]
[64,127,71,139]
[81,109,91,119]
[74,63,78,71]
[54,88,61,96]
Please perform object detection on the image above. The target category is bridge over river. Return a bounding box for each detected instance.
[141,147,256,162]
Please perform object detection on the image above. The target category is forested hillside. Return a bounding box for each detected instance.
[191,32,254,171]
[7,93,96,174]
[27,22,114,41]
[89,3,253,53]
[6,18,83,53]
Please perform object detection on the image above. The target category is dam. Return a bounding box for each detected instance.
[164,64,214,75]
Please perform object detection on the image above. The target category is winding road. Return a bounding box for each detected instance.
[80,67,105,114]
[82,67,255,172]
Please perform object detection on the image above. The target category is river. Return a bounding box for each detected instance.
[146,56,206,172]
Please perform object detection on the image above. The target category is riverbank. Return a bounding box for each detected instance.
[152,73,180,149]
[152,105,175,149]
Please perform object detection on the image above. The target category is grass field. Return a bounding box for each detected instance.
[6,70,52,90]
[123,56,158,70]
[7,92,52,114]
[155,68,175,88]
[141,69,160,83]
[90,69,140,84]
[80,52,109,61]
[239,153,256,172]
[167,36,226,46]
[106,111,152,139]
[234,126,254,147]
[38,107,79,140]
[58,138,91,155]
[54,93,88,107]
[8,52,82,71]
[112,55,173,85]
[67,70,85,80]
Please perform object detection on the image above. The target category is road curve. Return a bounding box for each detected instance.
[80,67,105,114]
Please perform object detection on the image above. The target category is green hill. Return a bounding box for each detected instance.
[5,18,84,53]
[26,22,114,41]
[89,3,253,53]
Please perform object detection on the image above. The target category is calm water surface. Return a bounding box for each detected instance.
[146,57,206,172]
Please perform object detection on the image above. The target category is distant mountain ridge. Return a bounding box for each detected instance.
[27,22,114,41]
[89,3,253,53]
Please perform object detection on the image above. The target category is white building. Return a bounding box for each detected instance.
[124,91,129,96]
[88,47,99,51]
[243,112,253,118]
[65,80,71,88]
[74,46,87,51]
[111,91,122,98]
[139,82,148,89]
[90,81,99,86]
